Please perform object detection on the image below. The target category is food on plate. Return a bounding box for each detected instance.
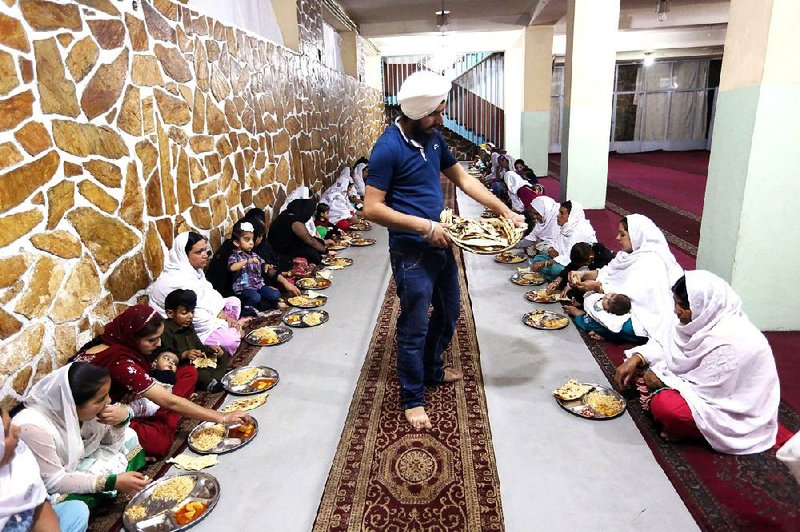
[288,295,325,307]
[323,257,353,269]
[495,251,526,263]
[524,310,570,329]
[440,208,524,254]
[175,501,208,525]
[220,394,269,412]
[251,377,277,390]
[229,367,261,387]
[285,314,302,325]
[124,505,147,523]
[151,475,195,502]
[190,424,226,452]
[552,380,593,401]
[350,238,376,246]
[585,391,625,417]
[513,272,544,285]
[227,423,255,439]
[250,326,280,345]
[302,311,324,326]
[297,277,331,289]
[527,290,558,303]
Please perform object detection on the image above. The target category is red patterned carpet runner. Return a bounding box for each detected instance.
[582,332,800,531]
[313,248,504,531]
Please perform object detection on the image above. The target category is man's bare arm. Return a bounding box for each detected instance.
[442,164,523,225]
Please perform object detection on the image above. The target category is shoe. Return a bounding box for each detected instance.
[206,379,224,393]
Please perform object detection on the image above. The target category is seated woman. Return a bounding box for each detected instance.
[520,196,560,253]
[614,271,782,454]
[502,168,536,214]
[530,200,596,281]
[352,158,368,197]
[268,198,331,271]
[151,232,245,355]
[2,408,90,532]
[321,169,358,232]
[15,363,150,508]
[571,214,683,345]
[74,306,250,458]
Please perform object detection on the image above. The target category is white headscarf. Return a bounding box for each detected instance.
[598,214,683,341]
[527,196,560,245]
[321,168,354,224]
[1,418,48,528]
[503,170,528,212]
[352,163,367,196]
[397,71,452,120]
[149,232,227,342]
[14,364,125,491]
[552,200,596,265]
[646,271,780,454]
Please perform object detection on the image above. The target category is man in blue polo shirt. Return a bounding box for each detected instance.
[363,71,524,430]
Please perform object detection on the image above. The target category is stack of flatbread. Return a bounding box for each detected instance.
[552,380,593,401]
[440,209,524,255]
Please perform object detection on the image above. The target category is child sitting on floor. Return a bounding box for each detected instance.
[228,220,281,312]
[161,289,230,393]
[315,202,341,240]
[565,292,632,341]
[547,242,614,301]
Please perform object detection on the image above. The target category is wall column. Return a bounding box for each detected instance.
[697,0,800,330]
[559,0,618,207]
[340,31,358,79]
[273,0,300,52]
[521,25,554,177]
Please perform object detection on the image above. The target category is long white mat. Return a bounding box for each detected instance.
[457,189,699,531]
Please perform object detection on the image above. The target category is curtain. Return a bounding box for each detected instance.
[322,22,344,73]
[188,0,282,45]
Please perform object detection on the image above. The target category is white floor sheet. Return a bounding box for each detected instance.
[457,189,699,531]
[183,226,392,531]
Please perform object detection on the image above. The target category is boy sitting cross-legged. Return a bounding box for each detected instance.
[161,288,230,393]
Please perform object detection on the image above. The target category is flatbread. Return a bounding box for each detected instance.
[220,393,269,412]
[553,380,593,401]
[168,453,219,471]
[440,209,524,255]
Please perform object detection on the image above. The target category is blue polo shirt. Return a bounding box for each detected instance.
[368,120,458,251]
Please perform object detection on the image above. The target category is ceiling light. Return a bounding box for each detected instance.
[436,0,450,33]
[643,52,655,67]
[656,0,670,23]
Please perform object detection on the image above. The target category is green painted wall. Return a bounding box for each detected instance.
[698,85,800,330]
[520,111,550,177]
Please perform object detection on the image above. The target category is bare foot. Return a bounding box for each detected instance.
[278,300,288,310]
[588,331,604,341]
[238,317,253,327]
[404,406,432,430]
[442,367,463,383]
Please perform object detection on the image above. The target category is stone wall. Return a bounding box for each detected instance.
[0,0,383,406]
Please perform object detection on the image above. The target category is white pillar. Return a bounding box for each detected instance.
[521,26,554,177]
[559,0,619,207]
[697,0,800,330]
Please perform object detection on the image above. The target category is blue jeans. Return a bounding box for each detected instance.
[53,501,90,532]
[390,247,461,410]
[575,315,648,345]
[239,285,281,310]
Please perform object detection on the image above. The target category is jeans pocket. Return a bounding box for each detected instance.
[391,251,424,272]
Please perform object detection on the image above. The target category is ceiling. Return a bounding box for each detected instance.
[338,0,729,39]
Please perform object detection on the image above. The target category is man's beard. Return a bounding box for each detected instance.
[410,120,436,143]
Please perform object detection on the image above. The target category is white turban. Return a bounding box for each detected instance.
[397,71,452,120]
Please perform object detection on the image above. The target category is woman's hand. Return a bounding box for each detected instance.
[614,355,644,389]
[545,281,560,294]
[530,261,546,272]
[220,410,253,426]
[547,247,559,258]
[182,349,204,361]
[96,404,129,426]
[578,280,603,293]
[209,345,225,356]
[281,277,302,297]
[643,370,665,390]
[115,471,151,495]
[219,312,239,329]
